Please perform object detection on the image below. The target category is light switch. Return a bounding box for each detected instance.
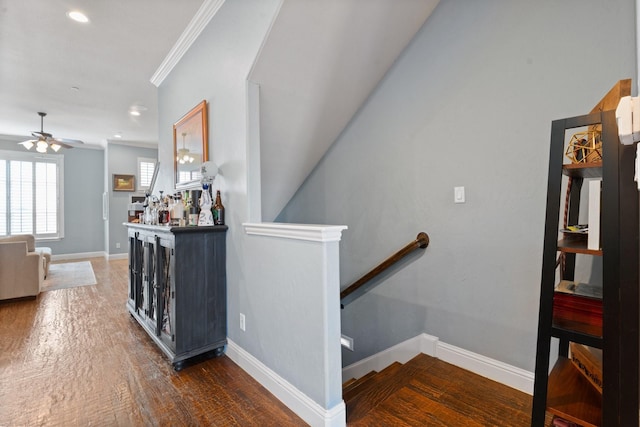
[454,186,465,203]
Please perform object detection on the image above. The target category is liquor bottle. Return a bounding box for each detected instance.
[213,190,225,225]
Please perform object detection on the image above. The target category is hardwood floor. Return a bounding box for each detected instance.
[1,257,547,426]
[0,257,305,426]
[344,354,553,426]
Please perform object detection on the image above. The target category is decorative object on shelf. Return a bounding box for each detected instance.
[198,183,214,226]
[213,190,225,225]
[173,100,208,190]
[565,129,602,164]
[18,112,84,153]
[113,174,135,192]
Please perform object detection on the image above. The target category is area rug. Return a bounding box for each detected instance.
[42,261,97,292]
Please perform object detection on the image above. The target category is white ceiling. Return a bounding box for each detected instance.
[0,0,204,147]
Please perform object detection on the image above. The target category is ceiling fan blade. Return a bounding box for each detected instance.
[32,131,52,139]
[52,137,84,146]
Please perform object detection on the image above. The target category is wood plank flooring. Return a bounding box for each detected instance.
[0,257,548,426]
[0,257,305,426]
[344,354,553,426]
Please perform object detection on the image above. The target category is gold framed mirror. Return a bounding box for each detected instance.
[173,100,208,190]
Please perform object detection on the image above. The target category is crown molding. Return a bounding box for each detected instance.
[150,0,226,87]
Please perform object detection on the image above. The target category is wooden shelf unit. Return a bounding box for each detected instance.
[531,110,639,426]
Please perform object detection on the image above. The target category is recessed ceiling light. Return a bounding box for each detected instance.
[67,10,89,23]
[113,133,122,138]
[129,104,147,116]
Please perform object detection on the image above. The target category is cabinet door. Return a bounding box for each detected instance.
[144,236,161,333]
[128,232,145,315]
[158,236,176,350]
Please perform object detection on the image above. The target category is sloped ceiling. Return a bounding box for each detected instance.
[249,0,440,221]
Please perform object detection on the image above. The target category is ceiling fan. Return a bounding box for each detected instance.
[19,112,84,153]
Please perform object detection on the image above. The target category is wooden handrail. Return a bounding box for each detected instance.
[340,232,429,303]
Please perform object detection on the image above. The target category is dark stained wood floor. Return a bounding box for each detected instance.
[0,257,305,426]
[0,257,548,426]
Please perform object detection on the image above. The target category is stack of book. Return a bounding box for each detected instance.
[553,280,602,328]
[569,342,603,394]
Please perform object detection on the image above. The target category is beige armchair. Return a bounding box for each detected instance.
[0,235,44,300]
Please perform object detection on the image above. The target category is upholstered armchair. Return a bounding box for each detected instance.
[0,235,45,300]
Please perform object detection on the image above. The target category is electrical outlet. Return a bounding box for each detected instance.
[240,313,246,331]
[116,242,121,248]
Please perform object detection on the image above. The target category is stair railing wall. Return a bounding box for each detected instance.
[340,232,429,308]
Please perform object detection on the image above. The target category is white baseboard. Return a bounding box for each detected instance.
[226,339,346,427]
[51,251,107,261]
[436,342,534,394]
[50,252,127,261]
[341,333,438,382]
[341,333,534,395]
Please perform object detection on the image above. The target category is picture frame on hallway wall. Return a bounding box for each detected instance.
[113,174,135,192]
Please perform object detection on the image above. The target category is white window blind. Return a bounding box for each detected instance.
[0,150,63,239]
[138,157,157,190]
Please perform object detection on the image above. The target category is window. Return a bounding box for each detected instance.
[0,150,64,239]
[138,157,157,191]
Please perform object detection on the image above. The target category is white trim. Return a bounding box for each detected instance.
[51,251,108,262]
[342,333,438,382]
[436,342,534,395]
[243,222,348,242]
[150,0,226,87]
[108,140,158,149]
[226,340,346,427]
[341,333,534,395]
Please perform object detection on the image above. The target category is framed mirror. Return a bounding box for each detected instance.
[173,100,208,190]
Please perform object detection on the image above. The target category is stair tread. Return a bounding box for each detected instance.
[345,353,439,423]
[343,370,378,395]
[344,362,403,402]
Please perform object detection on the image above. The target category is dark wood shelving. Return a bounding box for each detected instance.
[557,239,602,255]
[551,319,602,347]
[532,104,639,426]
[547,357,601,427]
[562,162,602,178]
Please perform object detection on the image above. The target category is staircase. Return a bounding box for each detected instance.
[342,353,542,426]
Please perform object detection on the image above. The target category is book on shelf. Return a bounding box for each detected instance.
[551,415,581,427]
[587,179,602,250]
[569,342,603,394]
[555,280,602,299]
[553,285,603,328]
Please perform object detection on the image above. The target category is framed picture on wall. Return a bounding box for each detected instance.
[113,174,135,192]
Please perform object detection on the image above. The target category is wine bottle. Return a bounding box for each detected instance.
[213,190,225,225]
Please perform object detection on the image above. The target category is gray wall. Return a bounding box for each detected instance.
[0,137,105,255]
[278,0,637,371]
[107,143,158,255]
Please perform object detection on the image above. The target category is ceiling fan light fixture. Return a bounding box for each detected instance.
[50,143,62,152]
[67,10,89,23]
[36,140,48,153]
[20,140,34,150]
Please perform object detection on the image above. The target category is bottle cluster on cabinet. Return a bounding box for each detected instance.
[531,110,639,427]
[126,223,228,370]
[131,188,225,227]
